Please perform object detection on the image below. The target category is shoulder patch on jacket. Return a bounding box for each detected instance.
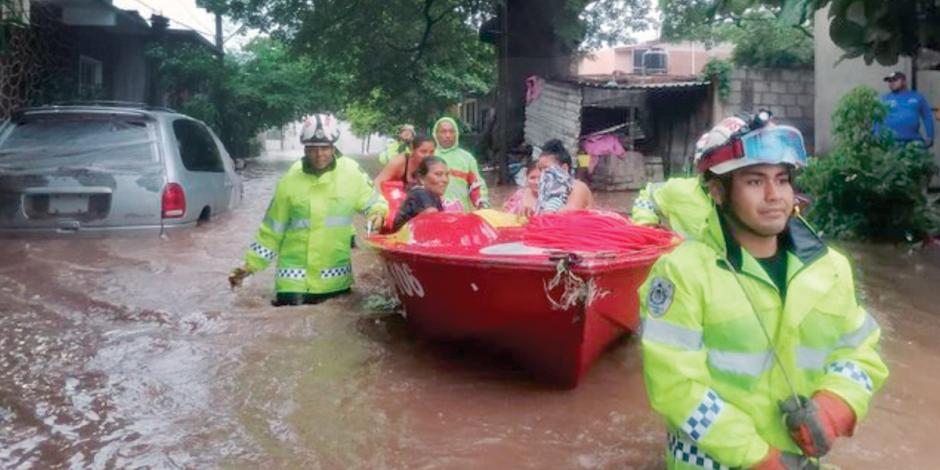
[648,277,675,317]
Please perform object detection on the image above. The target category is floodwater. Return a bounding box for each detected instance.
[1,152,938,469]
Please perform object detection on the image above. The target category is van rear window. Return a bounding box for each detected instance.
[0,115,159,172]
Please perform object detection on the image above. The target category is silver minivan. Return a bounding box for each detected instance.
[0,104,242,237]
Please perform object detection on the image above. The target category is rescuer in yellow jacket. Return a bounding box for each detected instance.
[631,176,712,239]
[229,114,388,306]
[378,124,415,166]
[638,113,888,469]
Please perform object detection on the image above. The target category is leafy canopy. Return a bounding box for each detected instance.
[699,0,940,66]
[153,37,332,157]
[198,0,654,135]
[659,1,813,67]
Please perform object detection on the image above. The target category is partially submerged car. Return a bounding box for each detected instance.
[0,103,242,237]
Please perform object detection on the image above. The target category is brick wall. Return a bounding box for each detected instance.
[721,67,816,152]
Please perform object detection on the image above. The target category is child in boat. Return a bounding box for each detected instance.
[392,156,449,231]
[502,160,540,217]
[535,139,594,213]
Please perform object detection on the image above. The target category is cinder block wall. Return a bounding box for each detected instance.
[721,67,816,152]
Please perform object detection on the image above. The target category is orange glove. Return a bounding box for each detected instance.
[750,448,818,470]
[780,391,856,458]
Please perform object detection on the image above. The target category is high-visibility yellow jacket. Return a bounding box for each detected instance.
[631,177,712,239]
[244,156,388,294]
[432,117,489,211]
[378,139,409,166]
[638,207,888,469]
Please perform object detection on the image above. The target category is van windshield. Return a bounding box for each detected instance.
[0,114,159,173]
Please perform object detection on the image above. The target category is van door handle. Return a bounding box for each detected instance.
[57,220,80,233]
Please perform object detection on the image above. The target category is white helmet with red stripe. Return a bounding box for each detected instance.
[300,114,340,147]
[694,110,808,175]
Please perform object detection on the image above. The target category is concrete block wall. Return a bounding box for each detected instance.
[721,67,816,151]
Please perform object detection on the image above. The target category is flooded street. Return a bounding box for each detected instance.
[1,153,939,469]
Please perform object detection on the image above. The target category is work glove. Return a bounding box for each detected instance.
[228,266,252,289]
[366,211,385,234]
[750,448,819,470]
[780,392,856,458]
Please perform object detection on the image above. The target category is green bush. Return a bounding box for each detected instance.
[701,58,733,99]
[798,86,940,241]
[730,18,814,68]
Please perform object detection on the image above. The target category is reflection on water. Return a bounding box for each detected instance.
[1,152,938,468]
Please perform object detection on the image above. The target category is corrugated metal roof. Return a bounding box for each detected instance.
[553,75,710,90]
[568,78,709,90]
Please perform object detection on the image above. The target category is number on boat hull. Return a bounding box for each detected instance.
[387,262,425,298]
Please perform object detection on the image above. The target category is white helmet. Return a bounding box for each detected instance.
[300,114,340,147]
[694,111,808,176]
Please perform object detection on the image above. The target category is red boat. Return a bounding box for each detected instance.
[368,211,677,387]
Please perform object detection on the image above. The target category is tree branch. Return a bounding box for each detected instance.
[323,0,362,34]
[382,0,460,67]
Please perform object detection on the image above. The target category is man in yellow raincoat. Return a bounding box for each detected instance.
[638,114,888,469]
[229,115,387,306]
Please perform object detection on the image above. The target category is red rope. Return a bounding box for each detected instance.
[523,211,677,252]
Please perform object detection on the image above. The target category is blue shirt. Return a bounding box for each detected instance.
[879,90,935,142]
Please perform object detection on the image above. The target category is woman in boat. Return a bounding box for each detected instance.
[535,139,594,213]
[392,156,449,231]
[502,160,540,217]
[374,135,437,189]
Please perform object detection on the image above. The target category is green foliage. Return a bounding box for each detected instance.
[716,0,940,66]
[197,0,654,136]
[798,86,940,241]
[701,58,732,99]
[196,0,496,136]
[574,0,655,50]
[659,0,740,46]
[152,38,330,157]
[0,0,28,54]
[729,13,814,67]
[661,3,813,67]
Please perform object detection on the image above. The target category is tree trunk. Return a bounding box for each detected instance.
[490,0,577,184]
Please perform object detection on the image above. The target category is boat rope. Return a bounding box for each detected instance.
[544,254,609,312]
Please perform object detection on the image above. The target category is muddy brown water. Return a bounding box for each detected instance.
[1,152,938,469]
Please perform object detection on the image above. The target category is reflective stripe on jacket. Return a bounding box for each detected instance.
[244,156,388,294]
[432,117,489,211]
[638,207,888,469]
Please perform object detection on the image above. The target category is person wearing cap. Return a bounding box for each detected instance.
[229,114,388,306]
[378,124,416,166]
[638,114,887,469]
[879,71,934,147]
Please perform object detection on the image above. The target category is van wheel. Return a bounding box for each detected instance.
[197,207,211,226]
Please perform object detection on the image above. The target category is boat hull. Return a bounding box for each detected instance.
[377,249,654,387]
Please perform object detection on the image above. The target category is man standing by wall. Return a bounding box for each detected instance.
[880,71,935,147]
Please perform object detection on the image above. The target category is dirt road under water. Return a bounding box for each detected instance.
[1,153,939,469]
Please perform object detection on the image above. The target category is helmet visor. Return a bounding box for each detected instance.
[739,126,808,167]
